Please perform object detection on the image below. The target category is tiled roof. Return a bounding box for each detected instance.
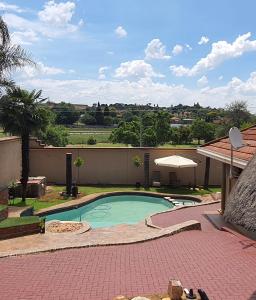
[200,125,256,162]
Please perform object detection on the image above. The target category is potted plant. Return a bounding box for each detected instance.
[8,181,17,200]
[132,155,143,188]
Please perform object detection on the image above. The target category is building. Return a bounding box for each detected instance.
[197,125,256,214]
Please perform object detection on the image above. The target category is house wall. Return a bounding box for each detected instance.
[0,137,21,191]
[30,147,222,186]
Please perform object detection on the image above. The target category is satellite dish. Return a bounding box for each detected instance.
[229,127,244,149]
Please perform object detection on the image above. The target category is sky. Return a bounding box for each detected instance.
[1,0,256,111]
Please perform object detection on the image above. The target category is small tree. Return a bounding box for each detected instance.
[132,155,142,187]
[225,100,251,128]
[132,155,142,168]
[74,156,84,185]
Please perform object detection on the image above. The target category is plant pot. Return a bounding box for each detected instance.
[135,182,141,188]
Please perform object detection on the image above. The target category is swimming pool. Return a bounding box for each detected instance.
[46,194,196,228]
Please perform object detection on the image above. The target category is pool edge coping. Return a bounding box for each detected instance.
[35,191,203,217]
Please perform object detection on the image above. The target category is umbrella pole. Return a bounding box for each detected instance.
[193,167,196,191]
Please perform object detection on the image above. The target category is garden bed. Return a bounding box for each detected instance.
[0,216,42,240]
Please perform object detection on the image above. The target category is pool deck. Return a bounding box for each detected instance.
[0,202,255,300]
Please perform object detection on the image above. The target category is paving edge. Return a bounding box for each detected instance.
[146,200,221,229]
[0,220,201,258]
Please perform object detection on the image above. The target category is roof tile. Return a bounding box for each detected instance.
[201,125,256,162]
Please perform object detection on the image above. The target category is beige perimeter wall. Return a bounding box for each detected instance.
[30,147,222,186]
[0,137,21,190]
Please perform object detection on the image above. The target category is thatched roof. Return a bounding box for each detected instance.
[224,153,256,231]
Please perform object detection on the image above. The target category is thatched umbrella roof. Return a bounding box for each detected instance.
[224,153,256,231]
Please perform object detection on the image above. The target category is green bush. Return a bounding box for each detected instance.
[87,136,97,145]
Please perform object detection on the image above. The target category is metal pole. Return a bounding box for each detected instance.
[193,167,196,191]
[230,145,234,178]
[139,114,142,147]
[229,145,234,193]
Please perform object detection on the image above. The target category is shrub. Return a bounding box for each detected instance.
[132,155,142,168]
[87,136,97,145]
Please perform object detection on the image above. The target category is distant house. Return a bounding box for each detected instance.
[197,125,256,213]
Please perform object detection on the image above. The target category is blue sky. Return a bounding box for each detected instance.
[1,0,256,111]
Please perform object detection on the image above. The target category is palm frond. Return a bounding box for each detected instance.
[0,17,10,46]
[0,44,35,74]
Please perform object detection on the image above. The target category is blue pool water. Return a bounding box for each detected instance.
[46,195,195,228]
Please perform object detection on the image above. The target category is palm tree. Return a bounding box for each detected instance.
[0,87,50,202]
[0,16,34,90]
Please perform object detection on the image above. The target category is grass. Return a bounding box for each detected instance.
[9,185,221,211]
[0,216,41,228]
[0,205,7,212]
[68,133,111,145]
[9,197,70,211]
[68,127,113,132]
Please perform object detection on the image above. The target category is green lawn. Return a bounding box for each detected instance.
[0,216,41,228]
[9,185,221,211]
[9,197,70,211]
[68,133,111,145]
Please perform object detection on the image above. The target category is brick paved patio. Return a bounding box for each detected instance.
[0,204,255,300]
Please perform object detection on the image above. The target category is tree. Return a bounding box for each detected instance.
[95,102,104,125]
[0,17,34,90]
[38,125,69,147]
[155,111,171,145]
[103,116,113,126]
[191,119,215,144]
[74,156,84,185]
[225,100,251,128]
[53,102,80,125]
[179,126,192,144]
[103,105,110,117]
[110,121,140,146]
[142,127,157,147]
[80,112,96,125]
[0,88,50,202]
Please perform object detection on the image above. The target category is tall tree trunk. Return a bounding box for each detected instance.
[21,133,29,202]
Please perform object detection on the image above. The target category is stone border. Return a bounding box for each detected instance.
[0,219,201,258]
[35,191,202,217]
[46,220,91,235]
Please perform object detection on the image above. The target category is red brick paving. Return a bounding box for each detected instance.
[0,204,256,300]
[151,203,220,231]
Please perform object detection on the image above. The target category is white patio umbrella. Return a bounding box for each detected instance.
[154,155,198,188]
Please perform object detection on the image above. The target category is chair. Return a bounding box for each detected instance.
[169,172,180,187]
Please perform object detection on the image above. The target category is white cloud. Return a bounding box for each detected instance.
[11,30,39,45]
[0,1,24,13]
[185,44,192,50]
[172,44,183,55]
[197,75,208,87]
[3,1,82,43]
[145,39,171,60]
[171,32,256,77]
[16,71,256,112]
[20,62,65,78]
[38,1,75,27]
[115,26,127,38]
[218,75,223,80]
[198,36,210,45]
[114,60,164,79]
[98,66,109,80]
